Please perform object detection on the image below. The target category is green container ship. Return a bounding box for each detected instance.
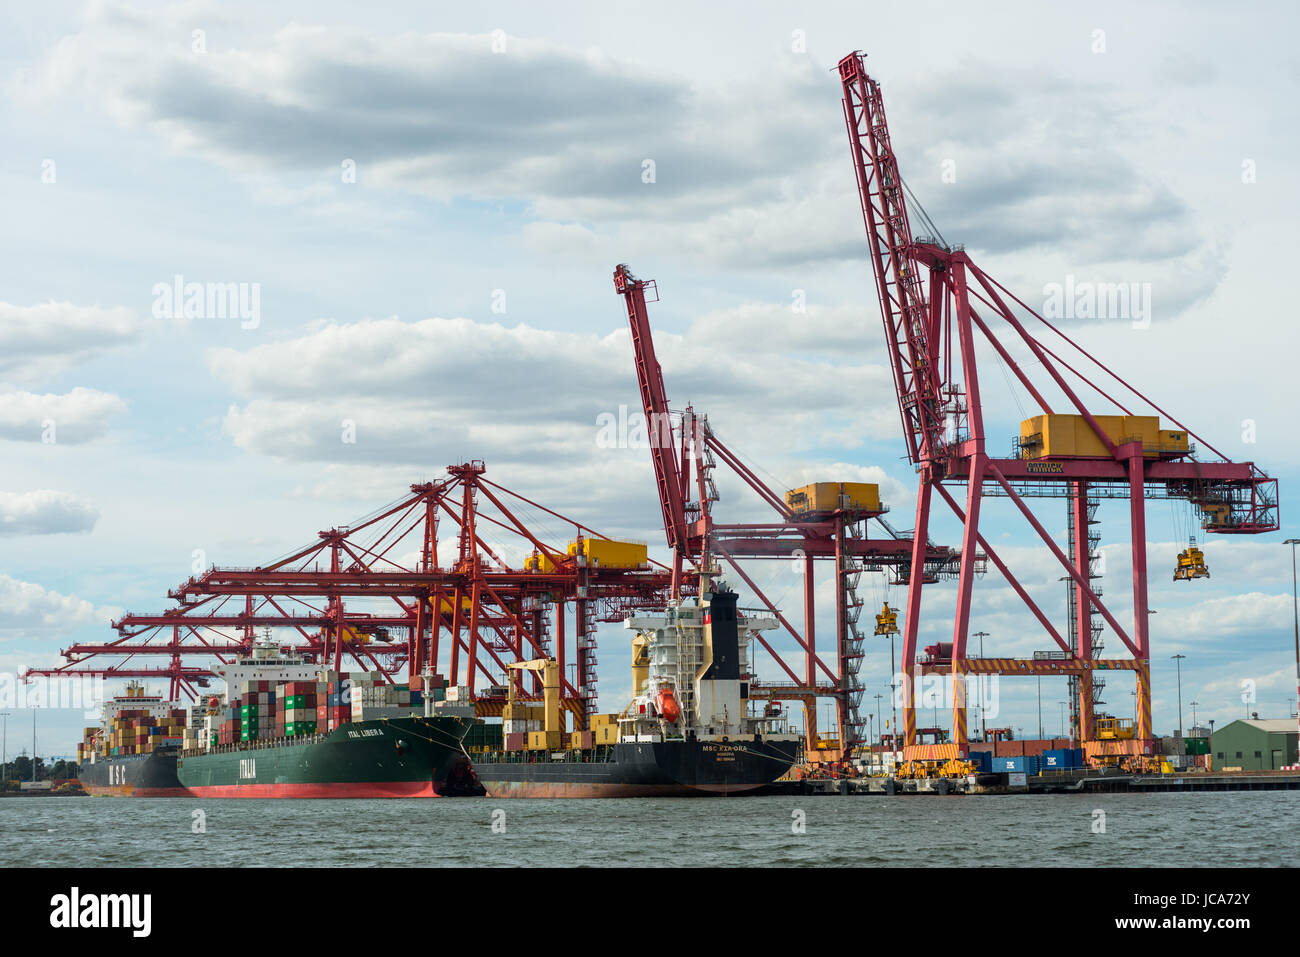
[177,715,481,797]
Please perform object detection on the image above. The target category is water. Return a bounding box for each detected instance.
[3,792,1295,866]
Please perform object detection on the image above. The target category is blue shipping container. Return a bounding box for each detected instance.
[993,755,1041,774]
[1042,749,1068,769]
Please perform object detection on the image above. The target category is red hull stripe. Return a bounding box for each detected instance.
[181,780,441,798]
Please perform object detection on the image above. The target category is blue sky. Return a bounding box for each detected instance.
[2,0,1298,756]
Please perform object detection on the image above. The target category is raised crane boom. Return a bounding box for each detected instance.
[614,264,690,580]
[839,53,948,468]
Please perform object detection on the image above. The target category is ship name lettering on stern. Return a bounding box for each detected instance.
[49,887,151,938]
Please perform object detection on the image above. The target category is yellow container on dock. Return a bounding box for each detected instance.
[784,482,881,515]
[1019,414,1188,459]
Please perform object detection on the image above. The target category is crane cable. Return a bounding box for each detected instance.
[901,174,948,250]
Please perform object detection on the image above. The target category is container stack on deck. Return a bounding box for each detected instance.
[80,709,185,759]
[276,680,321,737]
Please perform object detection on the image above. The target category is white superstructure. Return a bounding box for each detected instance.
[210,635,318,695]
[622,585,796,744]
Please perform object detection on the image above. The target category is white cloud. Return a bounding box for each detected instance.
[0,574,119,640]
[208,311,898,467]
[0,302,142,387]
[0,388,128,443]
[27,7,1221,275]
[0,490,99,536]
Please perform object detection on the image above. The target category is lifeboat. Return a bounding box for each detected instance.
[656,687,681,724]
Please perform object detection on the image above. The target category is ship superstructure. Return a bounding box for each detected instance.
[469,585,801,797]
[621,586,791,744]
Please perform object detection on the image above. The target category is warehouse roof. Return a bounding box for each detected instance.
[1235,719,1297,734]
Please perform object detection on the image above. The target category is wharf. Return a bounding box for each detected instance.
[768,769,1300,796]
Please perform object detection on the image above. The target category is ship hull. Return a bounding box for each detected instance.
[176,716,479,798]
[474,738,800,798]
[78,750,184,797]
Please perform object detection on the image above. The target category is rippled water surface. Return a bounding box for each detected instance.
[3,792,1294,867]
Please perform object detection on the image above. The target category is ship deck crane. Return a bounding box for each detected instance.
[837,50,1279,763]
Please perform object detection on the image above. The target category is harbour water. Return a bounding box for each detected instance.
[3,791,1295,867]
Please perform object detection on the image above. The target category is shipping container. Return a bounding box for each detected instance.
[1019,413,1187,460]
[991,755,1040,774]
[784,481,881,515]
[1041,749,1068,769]
[567,537,649,569]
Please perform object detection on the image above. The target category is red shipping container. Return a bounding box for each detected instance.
[506,733,526,751]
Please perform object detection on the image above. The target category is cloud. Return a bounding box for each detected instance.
[208,310,898,467]
[0,302,142,387]
[0,490,100,536]
[0,388,128,443]
[0,574,118,640]
[29,7,1222,277]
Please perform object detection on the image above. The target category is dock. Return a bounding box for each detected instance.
[768,769,1300,796]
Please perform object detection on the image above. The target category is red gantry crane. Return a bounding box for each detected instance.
[614,264,982,761]
[836,51,1279,765]
[27,463,674,723]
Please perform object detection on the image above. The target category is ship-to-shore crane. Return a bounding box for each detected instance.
[614,264,982,758]
[837,51,1279,763]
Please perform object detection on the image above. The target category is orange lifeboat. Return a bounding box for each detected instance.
[656,687,681,724]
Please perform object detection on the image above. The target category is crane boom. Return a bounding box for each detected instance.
[839,52,949,468]
[613,264,689,563]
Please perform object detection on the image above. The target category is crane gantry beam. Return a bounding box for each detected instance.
[26,464,676,723]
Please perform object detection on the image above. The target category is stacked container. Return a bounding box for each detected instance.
[277,680,323,736]
[90,708,185,757]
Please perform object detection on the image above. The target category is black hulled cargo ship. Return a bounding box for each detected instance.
[473,736,799,798]
[77,681,186,796]
[471,586,802,797]
[79,748,184,797]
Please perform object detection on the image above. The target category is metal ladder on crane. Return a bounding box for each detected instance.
[840,518,869,750]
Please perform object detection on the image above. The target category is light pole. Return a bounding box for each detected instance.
[873,693,883,747]
[1171,654,1186,739]
[0,712,8,791]
[974,631,989,741]
[1285,539,1300,745]
[1037,677,1043,739]
[1058,700,1067,738]
[1190,699,1199,729]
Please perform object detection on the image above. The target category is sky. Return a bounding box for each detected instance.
[2,0,1298,757]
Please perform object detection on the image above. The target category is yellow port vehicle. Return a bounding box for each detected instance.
[1094,715,1136,740]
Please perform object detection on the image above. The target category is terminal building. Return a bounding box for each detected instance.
[1210,719,1298,771]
